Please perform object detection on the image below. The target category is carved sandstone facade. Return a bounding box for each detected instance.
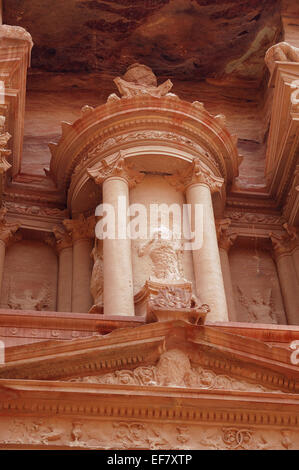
[0,18,298,450]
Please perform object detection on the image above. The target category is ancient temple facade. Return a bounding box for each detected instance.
[0,0,299,450]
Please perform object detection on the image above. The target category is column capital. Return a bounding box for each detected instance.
[46,225,73,253]
[216,218,237,252]
[165,158,224,194]
[63,214,96,242]
[270,224,299,257]
[87,151,144,189]
[0,207,21,247]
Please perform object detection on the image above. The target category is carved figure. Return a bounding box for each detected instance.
[89,239,103,312]
[138,227,184,281]
[237,286,277,324]
[8,281,52,311]
[112,63,174,99]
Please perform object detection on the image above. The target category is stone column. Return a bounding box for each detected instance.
[282,224,299,283]
[292,245,299,282]
[63,214,95,313]
[52,226,73,313]
[271,234,299,325]
[0,208,20,297]
[88,152,144,317]
[166,158,229,322]
[216,219,238,321]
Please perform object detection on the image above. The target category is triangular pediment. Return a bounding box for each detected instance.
[0,320,298,395]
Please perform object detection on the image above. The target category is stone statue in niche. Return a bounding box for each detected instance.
[8,280,52,311]
[265,42,299,75]
[89,239,103,314]
[110,63,174,100]
[137,227,185,282]
[237,286,278,324]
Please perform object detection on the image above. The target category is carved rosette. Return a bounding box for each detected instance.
[165,158,224,194]
[0,207,21,247]
[87,151,144,189]
[63,214,96,242]
[216,218,238,252]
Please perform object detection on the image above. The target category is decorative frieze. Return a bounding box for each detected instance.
[0,412,298,449]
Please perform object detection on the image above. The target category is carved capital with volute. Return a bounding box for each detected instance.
[46,225,73,253]
[63,214,96,242]
[270,224,298,257]
[165,158,224,194]
[87,151,144,189]
[0,207,21,247]
[216,218,238,252]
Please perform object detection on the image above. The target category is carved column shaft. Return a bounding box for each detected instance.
[72,238,93,313]
[57,244,73,313]
[186,181,228,322]
[0,239,5,297]
[0,210,20,298]
[63,215,95,313]
[274,252,299,325]
[292,246,299,283]
[88,152,143,316]
[102,176,134,316]
[218,234,237,321]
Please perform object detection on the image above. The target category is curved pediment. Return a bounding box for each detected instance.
[47,65,239,215]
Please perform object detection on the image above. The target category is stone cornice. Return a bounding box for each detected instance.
[0,321,298,394]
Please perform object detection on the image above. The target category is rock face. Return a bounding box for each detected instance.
[4,0,282,82]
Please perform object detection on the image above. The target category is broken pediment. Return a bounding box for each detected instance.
[0,320,298,395]
[66,348,274,393]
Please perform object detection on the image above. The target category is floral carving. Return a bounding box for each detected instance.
[113,422,170,450]
[87,151,144,189]
[68,349,270,392]
[0,207,21,246]
[63,214,95,242]
[166,158,224,193]
[226,211,284,226]
[216,218,237,251]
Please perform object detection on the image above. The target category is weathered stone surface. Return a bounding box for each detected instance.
[4,0,282,82]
